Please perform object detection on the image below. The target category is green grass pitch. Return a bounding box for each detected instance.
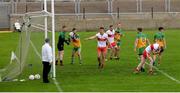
[0,29,180,92]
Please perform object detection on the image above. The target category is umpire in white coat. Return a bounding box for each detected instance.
[42,38,52,83]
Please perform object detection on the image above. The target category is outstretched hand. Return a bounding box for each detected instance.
[84,38,88,40]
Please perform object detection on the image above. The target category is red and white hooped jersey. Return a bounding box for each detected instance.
[145,43,159,53]
[96,33,108,48]
[106,29,115,43]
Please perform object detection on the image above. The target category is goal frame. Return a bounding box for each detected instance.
[44,0,56,78]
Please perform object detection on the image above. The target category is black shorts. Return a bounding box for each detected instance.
[57,43,64,51]
[160,47,164,54]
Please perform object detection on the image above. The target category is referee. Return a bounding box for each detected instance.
[42,38,52,83]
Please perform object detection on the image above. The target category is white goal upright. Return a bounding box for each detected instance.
[24,0,56,78]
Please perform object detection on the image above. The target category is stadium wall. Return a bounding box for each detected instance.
[6,0,180,31]
[10,12,180,31]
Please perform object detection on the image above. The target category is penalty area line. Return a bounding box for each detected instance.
[145,62,180,84]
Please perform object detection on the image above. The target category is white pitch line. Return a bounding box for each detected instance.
[52,78,63,92]
[30,40,41,59]
[30,41,63,91]
[145,62,180,84]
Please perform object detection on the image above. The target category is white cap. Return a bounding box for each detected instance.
[154,43,159,50]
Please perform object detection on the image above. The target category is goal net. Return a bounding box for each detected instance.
[0,11,55,81]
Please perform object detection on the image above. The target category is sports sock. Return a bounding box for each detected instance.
[60,60,63,66]
[71,56,74,64]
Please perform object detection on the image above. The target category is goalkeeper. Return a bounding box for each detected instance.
[56,25,70,66]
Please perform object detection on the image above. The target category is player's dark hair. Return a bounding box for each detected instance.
[72,28,76,31]
[137,27,143,32]
[62,25,66,29]
[99,27,104,29]
[109,25,113,28]
[159,27,164,31]
[45,38,50,43]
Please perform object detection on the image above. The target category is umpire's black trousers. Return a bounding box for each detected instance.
[42,61,51,83]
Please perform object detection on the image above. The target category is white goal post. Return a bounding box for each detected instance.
[51,0,56,78]
[24,0,56,78]
[44,0,56,78]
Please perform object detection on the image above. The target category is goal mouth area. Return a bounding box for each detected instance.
[0,12,54,82]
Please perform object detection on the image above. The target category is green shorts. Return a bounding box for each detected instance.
[73,47,81,52]
[116,41,121,46]
[138,47,145,55]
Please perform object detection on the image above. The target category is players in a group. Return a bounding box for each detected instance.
[153,27,166,65]
[54,24,166,74]
[86,27,108,69]
[114,23,124,60]
[106,25,116,60]
[56,25,70,66]
[134,43,161,74]
[134,28,150,72]
[69,28,82,65]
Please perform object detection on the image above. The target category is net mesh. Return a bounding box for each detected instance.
[0,11,52,81]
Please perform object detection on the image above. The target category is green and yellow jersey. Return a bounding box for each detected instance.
[136,32,149,55]
[69,32,81,48]
[136,32,148,48]
[114,28,124,46]
[154,32,165,47]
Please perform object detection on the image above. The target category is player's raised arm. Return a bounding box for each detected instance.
[85,35,97,40]
[65,39,70,45]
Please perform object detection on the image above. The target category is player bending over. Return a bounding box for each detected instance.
[134,28,150,72]
[56,25,70,66]
[106,25,117,60]
[134,43,161,74]
[69,28,82,65]
[114,23,124,60]
[85,27,108,69]
[153,27,166,65]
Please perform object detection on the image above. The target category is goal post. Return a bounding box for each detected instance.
[44,0,48,39]
[23,0,56,78]
[51,0,56,78]
[0,0,56,81]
